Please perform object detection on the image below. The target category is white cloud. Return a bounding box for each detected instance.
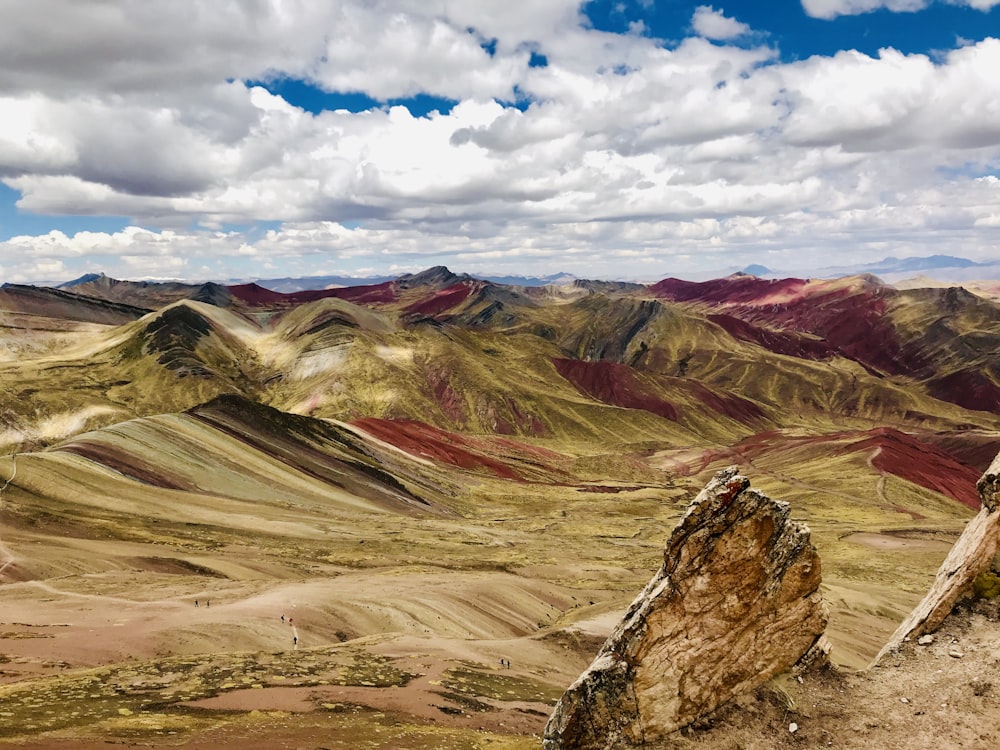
[780,41,1000,151]
[691,6,752,40]
[0,2,999,281]
[0,1,582,102]
[802,0,1000,20]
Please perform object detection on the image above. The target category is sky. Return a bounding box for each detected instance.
[1,1,999,284]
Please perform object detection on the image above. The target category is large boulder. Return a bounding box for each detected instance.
[544,467,827,749]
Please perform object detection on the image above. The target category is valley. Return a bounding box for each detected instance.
[2,267,1000,747]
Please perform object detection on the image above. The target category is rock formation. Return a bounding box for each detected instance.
[875,450,1000,662]
[543,467,828,749]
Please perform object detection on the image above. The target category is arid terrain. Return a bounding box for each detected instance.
[3,267,1000,747]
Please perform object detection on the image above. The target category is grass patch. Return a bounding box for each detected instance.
[0,646,417,740]
[439,664,564,705]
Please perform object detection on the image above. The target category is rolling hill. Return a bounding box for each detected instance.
[3,266,1000,746]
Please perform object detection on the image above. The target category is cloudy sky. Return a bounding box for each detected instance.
[1,0,999,283]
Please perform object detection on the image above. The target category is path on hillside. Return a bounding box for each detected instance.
[728,443,870,506]
[867,447,888,504]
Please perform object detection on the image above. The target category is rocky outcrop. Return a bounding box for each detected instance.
[543,467,827,749]
[875,450,1000,662]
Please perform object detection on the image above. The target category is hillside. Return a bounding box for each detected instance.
[2,268,1000,746]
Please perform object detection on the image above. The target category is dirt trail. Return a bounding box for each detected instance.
[867,446,888,503]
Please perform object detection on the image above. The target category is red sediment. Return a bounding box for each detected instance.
[649,276,808,305]
[927,369,1000,414]
[226,283,286,305]
[425,367,468,426]
[707,313,833,360]
[846,427,982,509]
[553,358,765,425]
[404,281,479,317]
[769,288,926,376]
[227,281,398,307]
[680,379,767,424]
[553,358,679,421]
[654,275,927,377]
[350,418,521,479]
[332,281,399,304]
[506,398,547,436]
[923,432,1000,473]
[721,427,981,509]
[490,436,563,462]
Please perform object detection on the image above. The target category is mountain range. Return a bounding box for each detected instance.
[53,254,1000,294]
[2,264,1000,746]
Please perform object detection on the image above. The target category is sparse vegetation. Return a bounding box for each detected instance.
[3,270,1000,746]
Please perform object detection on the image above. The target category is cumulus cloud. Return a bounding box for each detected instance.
[802,0,1000,19]
[691,6,752,40]
[0,1,582,101]
[0,1,999,281]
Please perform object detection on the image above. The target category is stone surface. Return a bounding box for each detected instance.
[875,449,1000,664]
[977,452,1000,512]
[543,467,827,749]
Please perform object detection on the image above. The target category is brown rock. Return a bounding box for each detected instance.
[977,451,1000,512]
[875,449,1000,664]
[543,467,827,749]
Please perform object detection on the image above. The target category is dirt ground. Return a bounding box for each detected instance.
[2,444,996,748]
[654,598,1000,750]
[3,571,1000,749]
[0,565,593,749]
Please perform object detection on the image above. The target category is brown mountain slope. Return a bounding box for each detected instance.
[61,274,233,310]
[0,283,150,325]
[7,270,1000,461]
[649,273,1000,416]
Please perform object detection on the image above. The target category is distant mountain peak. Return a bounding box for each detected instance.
[397,266,466,288]
[473,271,578,287]
[870,255,978,272]
[59,272,107,288]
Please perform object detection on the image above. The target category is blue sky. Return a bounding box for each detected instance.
[1,1,999,282]
[266,1,1000,113]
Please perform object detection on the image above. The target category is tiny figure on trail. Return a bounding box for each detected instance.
[195,600,199,607]
[206,601,210,608]
[281,614,285,622]
[293,636,298,646]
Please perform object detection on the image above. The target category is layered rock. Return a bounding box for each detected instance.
[876,450,1000,662]
[544,467,827,749]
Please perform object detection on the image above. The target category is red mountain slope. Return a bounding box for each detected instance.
[227,281,398,306]
[553,358,765,425]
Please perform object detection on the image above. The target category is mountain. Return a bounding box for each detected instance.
[252,270,579,292]
[809,254,988,282]
[4,265,1000,747]
[250,272,398,293]
[723,254,999,285]
[649,273,1000,413]
[0,282,151,324]
[473,271,578,287]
